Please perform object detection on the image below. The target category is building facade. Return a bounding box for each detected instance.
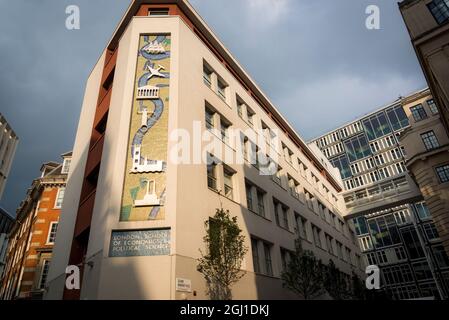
[0,152,71,300]
[400,90,449,259]
[0,113,19,201]
[0,207,14,280]
[310,88,449,300]
[399,0,449,136]
[45,0,363,300]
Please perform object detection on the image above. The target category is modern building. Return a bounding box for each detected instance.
[0,113,19,201]
[45,0,363,300]
[399,0,449,136]
[310,88,449,300]
[0,152,71,300]
[400,90,449,259]
[0,207,14,280]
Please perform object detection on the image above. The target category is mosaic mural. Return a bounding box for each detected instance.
[119,34,171,222]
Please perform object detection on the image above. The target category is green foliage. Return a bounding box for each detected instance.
[323,259,352,300]
[197,208,248,300]
[281,239,325,300]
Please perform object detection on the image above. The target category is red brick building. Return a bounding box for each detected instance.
[0,152,71,300]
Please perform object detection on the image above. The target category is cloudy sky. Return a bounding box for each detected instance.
[0,0,426,214]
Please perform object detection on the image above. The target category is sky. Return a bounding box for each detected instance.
[0,0,427,215]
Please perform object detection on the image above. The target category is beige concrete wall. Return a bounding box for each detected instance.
[401,93,449,256]
[44,52,106,300]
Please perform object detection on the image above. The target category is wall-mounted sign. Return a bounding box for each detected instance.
[109,229,170,257]
[176,278,192,292]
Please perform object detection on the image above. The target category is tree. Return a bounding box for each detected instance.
[350,271,366,300]
[281,239,325,300]
[197,208,248,300]
[324,259,352,300]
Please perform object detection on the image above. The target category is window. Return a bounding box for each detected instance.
[39,260,51,289]
[205,107,215,130]
[325,234,333,254]
[220,119,230,144]
[336,241,343,259]
[54,187,65,209]
[424,223,439,241]
[251,238,260,273]
[386,105,409,131]
[203,63,212,87]
[362,112,392,141]
[295,213,308,240]
[415,202,431,220]
[312,224,322,248]
[421,131,439,150]
[280,248,290,271]
[148,8,169,16]
[246,182,254,211]
[410,104,428,122]
[246,106,255,127]
[428,0,449,25]
[427,99,439,114]
[281,205,289,230]
[223,168,234,199]
[217,78,227,101]
[330,154,352,179]
[344,134,372,162]
[61,158,71,174]
[256,189,266,217]
[435,164,449,183]
[395,246,407,260]
[207,160,217,190]
[47,222,58,244]
[263,243,273,276]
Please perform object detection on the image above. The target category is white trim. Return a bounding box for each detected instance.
[38,259,51,290]
[53,187,65,209]
[46,221,58,245]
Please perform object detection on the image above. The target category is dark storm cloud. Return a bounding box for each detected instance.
[0,0,426,214]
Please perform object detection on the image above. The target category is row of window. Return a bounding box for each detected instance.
[203,62,340,201]
[343,161,406,190]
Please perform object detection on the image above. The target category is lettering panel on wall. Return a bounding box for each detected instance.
[109,229,170,257]
[120,34,171,222]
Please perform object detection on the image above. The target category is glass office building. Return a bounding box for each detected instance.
[311,88,449,300]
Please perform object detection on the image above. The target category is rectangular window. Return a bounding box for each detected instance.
[54,187,65,209]
[223,168,234,199]
[427,99,439,114]
[256,189,266,217]
[148,8,169,16]
[263,242,273,276]
[428,0,449,25]
[207,159,217,190]
[203,63,212,87]
[273,200,281,227]
[312,224,322,248]
[421,131,439,151]
[246,182,254,211]
[205,107,215,130]
[387,106,409,131]
[435,164,449,183]
[217,78,227,101]
[251,238,260,273]
[47,222,58,244]
[246,106,255,127]
[39,260,51,289]
[295,213,308,240]
[410,104,428,122]
[61,158,71,174]
[220,119,230,144]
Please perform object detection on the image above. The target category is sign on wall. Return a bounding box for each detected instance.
[109,229,170,257]
[119,34,171,222]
